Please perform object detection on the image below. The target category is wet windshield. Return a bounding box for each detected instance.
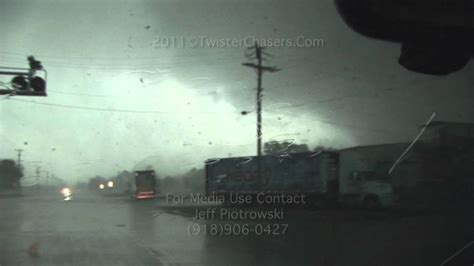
[1,1,473,265]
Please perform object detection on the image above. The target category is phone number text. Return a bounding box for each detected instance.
[188,223,289,237]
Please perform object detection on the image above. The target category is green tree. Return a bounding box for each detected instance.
[88,176,106,191]
[0,159,23,190]
[264,141,309,155]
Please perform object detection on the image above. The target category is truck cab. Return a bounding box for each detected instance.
[345,170,395,209]
[339,150,395,209]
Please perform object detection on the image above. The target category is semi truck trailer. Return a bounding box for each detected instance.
[205,150,394,208]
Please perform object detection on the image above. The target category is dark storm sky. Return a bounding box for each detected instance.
[1,0,473,182]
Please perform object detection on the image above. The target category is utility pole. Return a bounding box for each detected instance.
[44,171,50,191]
[36,166,41,192]
[13,149,24,191]
[242,42,280,184]
[15,149,24,167]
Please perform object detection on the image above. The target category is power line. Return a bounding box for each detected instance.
[2,84,422,136]
[6,98,236,115]
[47,90,111,98]
[0,52,243,69]
[0,57,217,70]
[2,99,412,137]
[298,116,410,136]
[4,93,416,136]
[0,50,302,71]
[0,49,297,62]
[0,50,235,61]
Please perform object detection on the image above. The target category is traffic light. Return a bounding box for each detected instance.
[0,55,47,96]
[11,75,28,90]
[30,76,46,92]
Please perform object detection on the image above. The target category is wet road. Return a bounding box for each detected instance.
[0,192,201,266]
[0,191,472,266]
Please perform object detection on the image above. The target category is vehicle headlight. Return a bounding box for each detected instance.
[61,187,72,197]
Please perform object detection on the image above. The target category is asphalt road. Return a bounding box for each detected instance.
[0,191,472,266]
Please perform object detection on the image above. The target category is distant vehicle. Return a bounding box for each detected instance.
[60,187,72,201]
[205,150,395,209]
[131,170,157,199]
[97,180,123,196]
